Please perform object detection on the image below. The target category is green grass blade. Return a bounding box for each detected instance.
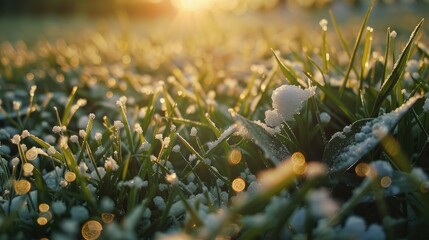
[29,134,64,163]
[61,86,78,126]
[360,27,373,90]
[340,0,376,94]
[271,49,300,86]
[169,117,209,128]
[382,28,392,84]
[306,60,357,122]
[118,101,135,153]
[371,19,424,117]
[329,10,351,57]
[76,114,95,164]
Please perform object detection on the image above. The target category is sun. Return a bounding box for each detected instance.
[171,0,215,12]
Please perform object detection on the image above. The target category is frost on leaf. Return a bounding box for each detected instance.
[323,95,421,176]
[235,114,290,165]
[265,84,316,127]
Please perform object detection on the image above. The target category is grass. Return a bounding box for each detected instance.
[1,3,429,240]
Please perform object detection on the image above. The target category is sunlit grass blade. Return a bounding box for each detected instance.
[204,113,221,137]
[23,85,36,126]
[29,134,64,163]
[320,19,329,74]
[141,89,160,133]
[340,0,376,94]
[271,49,300,86]
[249,63,278,119]
[176,133,229,184]
[371,19,424,117]
[329,10,350,56]
[61,86,78,126]
[76,114,95,164]
[360,27,373,90]
[118,101,135,153]
[382,28,392,84]
[61,144,96,209]
[304,65,357,122]
[169,117,209,128]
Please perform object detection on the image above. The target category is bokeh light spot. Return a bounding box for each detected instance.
[228,149,242,165]
[37,217,48,226]
[355,163,370,177]
[291,152,306,175]
[23,163,34,173]
[101,213,115,224]
[39,203,50,212]
[14,179,31,195]
[380,176,392,188]
[64,171,77,183]
[232,177,246,192]
[82,220,103,240]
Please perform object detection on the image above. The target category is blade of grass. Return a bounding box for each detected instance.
[371,19,424,117]
[340,0,376,94]
[118,101,135,153]
[360,27,373,90]
[176,133,229,185]
[169,117,209,128]
[61,144,96,209]
[249,63,278,119]
[61,86,78,126]
[381,28,392,84]
[306,60,357,122]
[271,49,300,86]
[76,114,95,164]
[29,134,64,163]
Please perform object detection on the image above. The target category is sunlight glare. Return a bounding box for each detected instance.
[172,0,215,11]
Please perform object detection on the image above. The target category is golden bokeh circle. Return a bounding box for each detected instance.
[14,179,31,195]
[64,171,77,183]
[37,216,48,226]
[232,177,246,193]
[355,163,370,177]
[101,213,115,224]
[82,220,103,240]
[228,149,242,165]
[39,203,50,212]
[291,152,306,165]
[380,176,392,188]
[22,163,34,173]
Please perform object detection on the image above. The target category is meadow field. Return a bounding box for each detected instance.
[1,0,429,239]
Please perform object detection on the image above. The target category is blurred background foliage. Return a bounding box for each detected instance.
[1,0,429,17]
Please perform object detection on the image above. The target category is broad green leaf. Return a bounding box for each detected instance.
[234,114,290,165]
[323,95,421,175]
[371,19,424,117]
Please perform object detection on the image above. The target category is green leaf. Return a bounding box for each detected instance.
[323,95,421,175]
[271,49,300,86]
[371,19,424,117]
[234,114,290,165]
